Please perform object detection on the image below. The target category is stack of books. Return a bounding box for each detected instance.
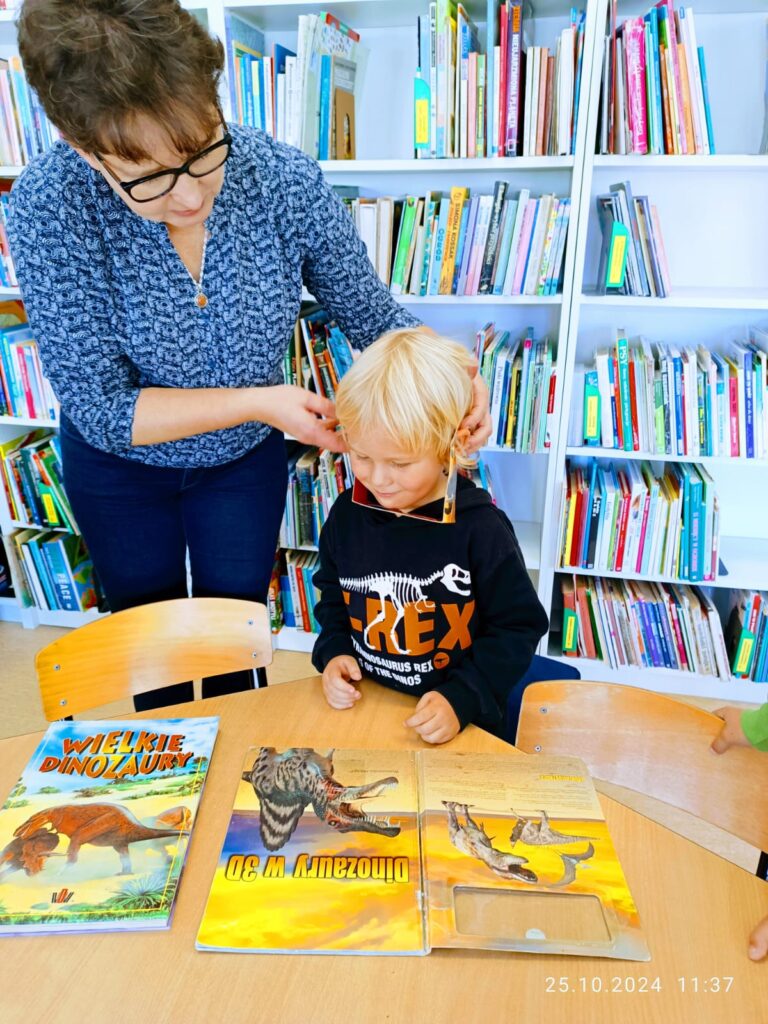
[560,574,730,679]
[595,181,670,297]
[284,307,355,401]
[574,327,768,459]
[6,527,98,613]
[477,323,556,451]
[225,10,364,160]
[0,429,76,531]
[558,458,720,583]
[599,2,715,156]
[416,3,585,159]
[347,185,571,298]
[275,549,321,634]
[0,322,58,421]
[280,444,353,552]
[726,591,768,682]
[0,55,58,165]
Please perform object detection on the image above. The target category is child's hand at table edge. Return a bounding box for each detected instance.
[322,655,362,710]
[711,706,750,754]
[405,691,460,745]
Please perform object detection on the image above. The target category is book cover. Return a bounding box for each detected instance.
[197,746,649,961]
[0,718,218,935]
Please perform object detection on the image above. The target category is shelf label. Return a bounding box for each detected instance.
[414,77,430,150]
[734,631,755,677]
[606,222,628,289]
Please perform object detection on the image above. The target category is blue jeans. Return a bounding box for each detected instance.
[60,416,287,710]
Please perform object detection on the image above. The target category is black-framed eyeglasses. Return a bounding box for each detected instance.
[95,125,232,203]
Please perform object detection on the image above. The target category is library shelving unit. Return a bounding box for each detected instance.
[545,0,768,701]
[1,0,767,705]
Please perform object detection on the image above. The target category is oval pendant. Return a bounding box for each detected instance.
[195,292,208,309]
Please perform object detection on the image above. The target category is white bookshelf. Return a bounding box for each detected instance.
[1,0,766,701]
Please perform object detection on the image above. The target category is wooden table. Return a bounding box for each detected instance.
[1,677,765,1023]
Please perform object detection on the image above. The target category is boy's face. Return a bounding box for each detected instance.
[346,433,447,513]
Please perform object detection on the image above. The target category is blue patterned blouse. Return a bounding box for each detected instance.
[6,124,418,467]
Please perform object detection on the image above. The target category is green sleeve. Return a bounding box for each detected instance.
[740,705,768,752]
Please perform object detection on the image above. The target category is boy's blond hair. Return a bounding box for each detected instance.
[335,327,474,465]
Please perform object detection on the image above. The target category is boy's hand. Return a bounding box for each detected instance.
[749,914,768,961]
[405,691,460,744]
[322,655,362,710]
[711,706,750,754]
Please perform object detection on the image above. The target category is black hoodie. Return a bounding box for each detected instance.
[312,475,549,735]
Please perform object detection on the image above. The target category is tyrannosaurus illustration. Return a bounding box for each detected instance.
[509,809,594,847]
[0,828,60,877]
[443,801,537,883]
[242,747,401,852]
[13,804,188,875]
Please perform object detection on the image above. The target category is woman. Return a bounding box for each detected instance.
[8,0,491,709]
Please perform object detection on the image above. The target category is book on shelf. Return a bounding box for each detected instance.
[340,184,571,297]
[278,548,321,634]
[284,304,355,402]
[280,443,353,553]
[595,183,670,297]
[7,528,99,613]
[0,717,218,936]
[0,536,10,594]
[599,2,715,156]
[196,744,649,960]
[477,323,556,451]
[558,573,731,680]
[227,10,366,161]
[0,323,58,421]
[1,429,76,530]
[0,55,58,166]
[558,457,720,584]
[572,327,768,460]
[724,590,768,682]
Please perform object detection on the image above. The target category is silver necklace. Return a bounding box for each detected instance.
[185,228,210,309]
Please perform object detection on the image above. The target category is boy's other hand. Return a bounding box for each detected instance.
[322,655,362,709]
[711,706,750,754]
[405,691,460,744]
[461,363,493,453]
[749,914,768,961]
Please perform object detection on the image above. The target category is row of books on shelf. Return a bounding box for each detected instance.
[0,320,57,421]
[1,429,76,532]
[280,443,353,551]
[415,3,585,159]
[4,526,98,612]
[559,574,733,679]
[269,549,321,635]
[0,54,58,167]
[225,10,364,160]
[558,458,719,583]
[0,195,17,288]
[574,327,768,459]
[346,184,571,298]
[283,306,354,401]
[477,323,555,451]
[595,181,670,297]
[599,2,715,156]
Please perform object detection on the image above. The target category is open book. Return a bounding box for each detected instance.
[196,746,649,960]
[0,717,218,935]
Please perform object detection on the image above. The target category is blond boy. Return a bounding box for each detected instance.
[311,328,548,744]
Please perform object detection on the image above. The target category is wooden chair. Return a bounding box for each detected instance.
[515,680,768,855]
[35,598,273,720]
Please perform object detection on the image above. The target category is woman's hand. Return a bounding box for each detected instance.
[259,385,346,452]
[461,364,493,453]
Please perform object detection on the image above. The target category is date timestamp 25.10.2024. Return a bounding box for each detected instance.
[545,977,734,994]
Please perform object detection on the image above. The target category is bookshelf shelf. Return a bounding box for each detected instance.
[319,157,576,174]
[0,414,57,429]
[399,294,564,306]
[544,652,768,703]
[592,155,768,171]
[0,287,21,298]
[0,166,22,178]
[273,625,316,654]
[565,446,768,467]
[580,287,768,310]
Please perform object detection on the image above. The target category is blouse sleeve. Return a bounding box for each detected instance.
[291,153,420,348]
[7,164,140,454]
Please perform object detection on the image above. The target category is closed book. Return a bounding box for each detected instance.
[477,181,507,293]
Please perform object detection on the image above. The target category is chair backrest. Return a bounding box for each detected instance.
[516,680,768,851]
[35,598,272,720]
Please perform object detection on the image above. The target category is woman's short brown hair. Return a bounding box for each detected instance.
[18,0,225,161]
